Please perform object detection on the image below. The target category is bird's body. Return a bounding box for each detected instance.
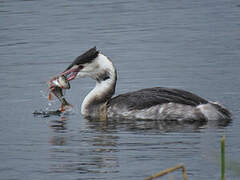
[107,87,231,121]
[60,47,231,121]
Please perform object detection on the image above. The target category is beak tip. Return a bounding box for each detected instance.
[61,66,82,82]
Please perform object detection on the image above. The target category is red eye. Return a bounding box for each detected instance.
[79,65,84,69]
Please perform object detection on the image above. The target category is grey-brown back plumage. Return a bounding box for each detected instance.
[108,87,208,110]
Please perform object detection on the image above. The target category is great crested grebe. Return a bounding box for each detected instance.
[59,47,231,121]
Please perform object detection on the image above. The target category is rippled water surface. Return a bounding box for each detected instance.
[1,0,240,179]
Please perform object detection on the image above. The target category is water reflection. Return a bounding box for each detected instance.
[49,136,66,146]
[48,116,119,175]
[86,117,231,133]
[48,117,68,147]
[49,117,68,132]
[47,115,230,177]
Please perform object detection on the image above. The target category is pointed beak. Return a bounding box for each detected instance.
[61,65,83,81]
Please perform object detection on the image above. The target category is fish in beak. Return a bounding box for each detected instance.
[47,47,99,112]
[48,75,72,112]
[61,65,83,81]
[50,86,72,112]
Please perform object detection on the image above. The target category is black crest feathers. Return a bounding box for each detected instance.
[66,47,99,70]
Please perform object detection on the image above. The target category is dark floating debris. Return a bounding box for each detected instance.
[33,110,62,118]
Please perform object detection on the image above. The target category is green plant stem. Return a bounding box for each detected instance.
[221,135,225,180]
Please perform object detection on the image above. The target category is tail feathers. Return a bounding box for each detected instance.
[210,102,231,120]
[197,102,231,121]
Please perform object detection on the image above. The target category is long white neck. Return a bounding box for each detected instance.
[81,54,117,116]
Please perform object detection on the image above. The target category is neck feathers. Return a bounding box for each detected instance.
[81,54,117,116]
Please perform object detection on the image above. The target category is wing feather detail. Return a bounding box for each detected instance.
[108,87,208,110]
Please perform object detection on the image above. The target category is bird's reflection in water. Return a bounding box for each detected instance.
[47,116,230,177]
[48,116,119,176]
[49,117,68,132]
[86,117,207,133]
[48,117,68,146]
[87,116,231,133]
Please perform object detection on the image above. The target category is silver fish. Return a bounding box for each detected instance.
[51,75,70,89]
[48,75,72,111]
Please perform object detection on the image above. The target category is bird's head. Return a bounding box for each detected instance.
[61,47,115,83]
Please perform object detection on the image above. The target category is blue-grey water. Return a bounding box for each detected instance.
[1,0,240,179]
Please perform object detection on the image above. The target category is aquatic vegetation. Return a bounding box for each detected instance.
[144,136,240,179]
[144,164,188,180]
[221,135,225,180]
